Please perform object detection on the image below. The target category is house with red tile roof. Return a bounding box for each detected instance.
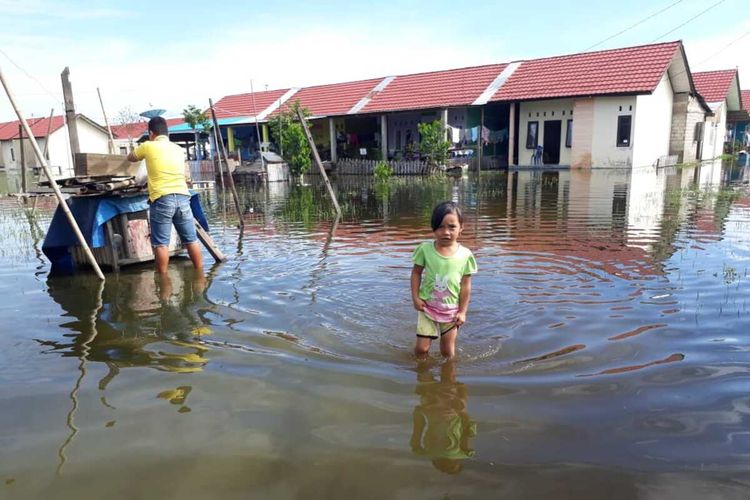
[208,39,725,170]
[692,69,742,159]
[727,88,749,149]
[0,114,110,177]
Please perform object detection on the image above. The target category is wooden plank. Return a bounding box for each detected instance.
[118,214,133,259]
[104,220,119,271]
[194,220,226,262]
[75,153,141,177]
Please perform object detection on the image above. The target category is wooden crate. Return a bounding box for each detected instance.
[75,153,140,177]
[71,209,184,270]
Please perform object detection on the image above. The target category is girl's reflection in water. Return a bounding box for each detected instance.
[410,360,477,474]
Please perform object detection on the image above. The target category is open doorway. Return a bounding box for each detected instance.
[543,120,561,164]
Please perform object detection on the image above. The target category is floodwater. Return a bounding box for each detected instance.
[2,162,750,499]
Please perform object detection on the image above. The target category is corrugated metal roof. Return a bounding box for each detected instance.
[491,41,682,102]
[693,69,738,103]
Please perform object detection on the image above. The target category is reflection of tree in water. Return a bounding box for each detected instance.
[410,361,477,474]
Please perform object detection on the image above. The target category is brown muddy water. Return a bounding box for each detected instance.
[1,162,750,499]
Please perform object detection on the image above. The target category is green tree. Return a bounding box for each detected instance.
[417,120,451,168]
[182,104,211,160]
[271,100,312,175]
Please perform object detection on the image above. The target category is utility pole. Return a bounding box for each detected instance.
[61,67,81,173]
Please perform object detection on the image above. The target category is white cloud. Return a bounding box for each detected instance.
[1,20,511,123]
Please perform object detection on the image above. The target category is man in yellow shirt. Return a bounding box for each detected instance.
[128,117,203,273]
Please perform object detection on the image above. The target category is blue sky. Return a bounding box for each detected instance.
[0,0,748,122]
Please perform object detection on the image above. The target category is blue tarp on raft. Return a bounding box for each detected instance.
[42,193,209,273]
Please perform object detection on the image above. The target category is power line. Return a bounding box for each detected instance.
[652,0,726,42]
[0,46,62,107]
[691,27,750,70]
[583,0,683,52]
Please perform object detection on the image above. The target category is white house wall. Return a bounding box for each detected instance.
[591,96,637,167]
[47,129,73,171]
[632,74,673,167]
[701,104,725,161]
[77,118,111,156]
[517,99,575,165]
[0,141,13,168]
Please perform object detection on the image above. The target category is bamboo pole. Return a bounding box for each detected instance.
[211,121,225,190]
[1,65,105,281]
[249,80,265,171]
[96,87,116,154]
[208,98,244,229]
[19,124,27,193]
[295,107,342,218]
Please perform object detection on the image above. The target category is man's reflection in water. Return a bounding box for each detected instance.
[45,267,214,379]
[45,266,214,473]
[410,361,477,474]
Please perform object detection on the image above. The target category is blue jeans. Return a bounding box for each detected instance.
[149,194,197,247]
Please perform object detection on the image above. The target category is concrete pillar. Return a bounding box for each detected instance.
[262,124,269,145]
[227,127,235,152]
[329,118,337,163]
[508,103,515,166]
[380,115,388,161]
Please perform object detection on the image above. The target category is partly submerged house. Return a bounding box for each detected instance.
[692,69,743,160]
[727,89,749,149]
[209,40,731,169]
[0,114,111,176]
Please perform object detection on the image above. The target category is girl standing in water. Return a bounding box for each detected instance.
[411,202,477,358]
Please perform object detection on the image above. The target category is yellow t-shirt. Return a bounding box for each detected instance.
[132,136,189,202]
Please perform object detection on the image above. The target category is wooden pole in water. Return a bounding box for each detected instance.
[18,124,27,193]
[295,106,342,218]
[1,65,105,280]
[96,87,116,155]
[61,67,81,174]
[209,98,244,229]
[478,106,484,173]
[211,119,225,190]
[43,108,54,160]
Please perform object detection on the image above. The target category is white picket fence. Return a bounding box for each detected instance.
[334,159,433,175]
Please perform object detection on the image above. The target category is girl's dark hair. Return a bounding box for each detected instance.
[431,201,464,231]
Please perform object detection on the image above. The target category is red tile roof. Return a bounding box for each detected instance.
[271,78,384,118]
[211,89,290,119]
[491,41,681,102]
[111,121,147,139]
[111,117,186,139]
[0,115,66,140]
[692,69,737,103]
[740,89,749,111]
[361,64,508,113]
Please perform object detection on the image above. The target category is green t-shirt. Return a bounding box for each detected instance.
[412,242,477,309]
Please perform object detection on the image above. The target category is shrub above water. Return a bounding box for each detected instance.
[374,161,393,180]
